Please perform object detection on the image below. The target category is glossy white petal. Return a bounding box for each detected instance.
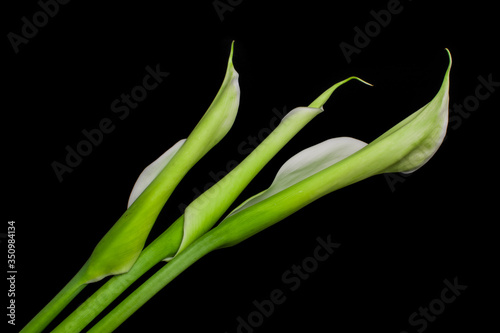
[127,139,186,208]
[228,137,367,217]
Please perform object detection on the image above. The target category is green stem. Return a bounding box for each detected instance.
[52,217,184,333]
[20,264,88,333]
[87,231,220,333]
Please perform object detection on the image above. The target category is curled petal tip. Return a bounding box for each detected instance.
[352,76,374,87]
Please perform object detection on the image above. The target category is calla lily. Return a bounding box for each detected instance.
[23,42,452,333]
[85,41,240,282]
[85,49,451,333]
[21,42,240,333]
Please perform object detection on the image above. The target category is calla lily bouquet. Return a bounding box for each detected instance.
[21,42,452,333]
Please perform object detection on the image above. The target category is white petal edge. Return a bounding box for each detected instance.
[227,137,368,217]
[401,84,450,174]
[127,139,186,208]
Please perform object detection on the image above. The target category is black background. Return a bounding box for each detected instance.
[4,0,498,332]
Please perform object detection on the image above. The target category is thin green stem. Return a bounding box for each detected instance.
[52,217,184,333]
[87,232,220,333]
[20,264,88,333]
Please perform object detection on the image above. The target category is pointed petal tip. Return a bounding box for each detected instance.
[445,48,452,73]
[228,41,236,69]
[445,48,452,62]
[350,76,374,87]
[308,76,371,109]
[230,40,235,58]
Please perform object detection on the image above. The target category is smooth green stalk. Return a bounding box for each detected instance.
[19,267,87,333]
[87,232,223,333]
[52,218,183,333]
